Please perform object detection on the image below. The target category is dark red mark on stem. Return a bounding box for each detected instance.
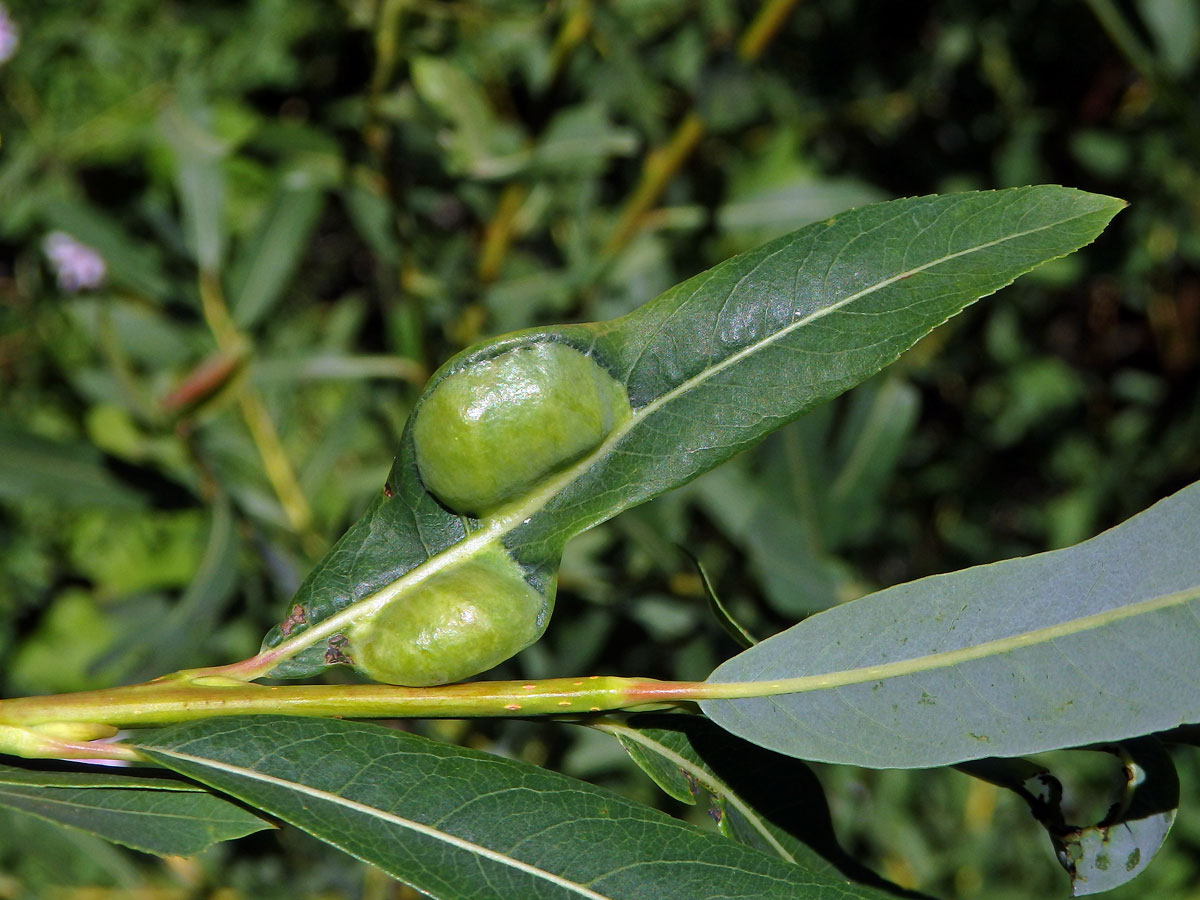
[162,350,244,412]
[383,482,394,498]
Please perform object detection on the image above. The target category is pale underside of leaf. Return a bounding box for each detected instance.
[703,481,1200,768]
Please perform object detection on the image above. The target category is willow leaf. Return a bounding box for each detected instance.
[260,186,1124,679]
[0,762,203,791]
[0,780,271,856]
[960,740,1179,896]
[702,481,1200,768]
[1059,740,1179,896]
[136,715,893,900]
[595,715,896,892]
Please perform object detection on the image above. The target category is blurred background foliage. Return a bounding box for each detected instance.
[1,0,1199,897]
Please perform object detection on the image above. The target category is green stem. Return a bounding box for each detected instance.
[0,663,909,762]
[0,676,694,734]
[0,669,834,761]
[736,0,803,62]
[548,0,592,82]
[1082,0,1160,86]
[1083,0,1200,152]
[118,568,1194,735]
[600,0,801,259]
[196,270,320,551]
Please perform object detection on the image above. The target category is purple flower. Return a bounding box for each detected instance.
[43,231,107,292]
[0,5,17,65]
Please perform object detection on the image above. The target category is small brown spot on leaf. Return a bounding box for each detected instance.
[279,605,307,637]
[324,634,352,666]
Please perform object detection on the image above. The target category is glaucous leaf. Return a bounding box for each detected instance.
[958,739,1179,895]
[1056,740,1178,896]
[703,481,1200,768]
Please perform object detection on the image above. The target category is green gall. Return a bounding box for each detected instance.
[413,341,631,516]
[347,543,551,686]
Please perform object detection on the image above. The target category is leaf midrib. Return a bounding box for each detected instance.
[594,722,795,864]
[627,196,1072,426]
[268,201,1104,670]
[142,746,617,900]
[0,785,226,821]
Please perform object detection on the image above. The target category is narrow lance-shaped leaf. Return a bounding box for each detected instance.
[701,480,1200,768]
[136,715,895,900]
[594,714,898,892]
[679,549,757,648]
[0,762,205,790]
[161,97,226,274]
[0,778,271,857]
[509,187,1126,557]
[260,187,1124,681]
[229,177,325,329]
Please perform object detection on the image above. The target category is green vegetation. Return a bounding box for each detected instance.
[1,2,1198,899]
